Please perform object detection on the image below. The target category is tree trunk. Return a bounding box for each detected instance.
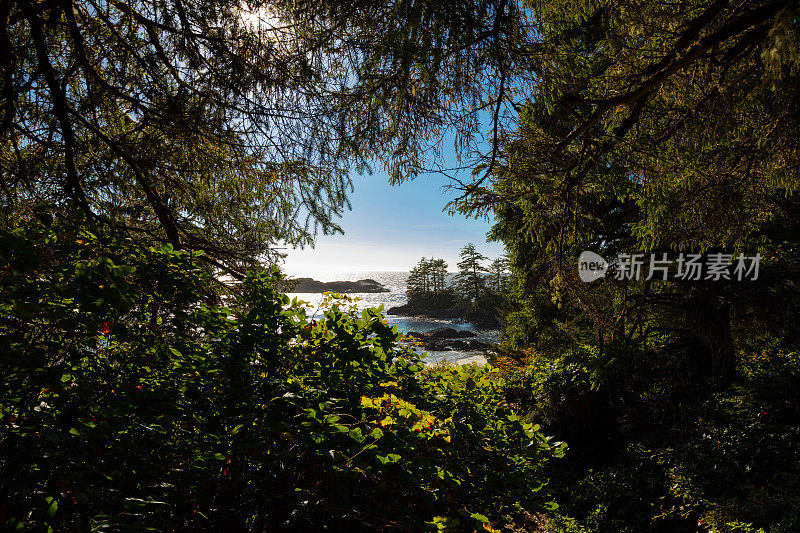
[684,280,735,389]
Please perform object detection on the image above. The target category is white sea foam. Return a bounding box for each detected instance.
[285,271,498,364]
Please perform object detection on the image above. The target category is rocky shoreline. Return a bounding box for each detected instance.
[387,302,500,328]
[405,327,489,352]
[290,277,390,293]
[386,302,461,320]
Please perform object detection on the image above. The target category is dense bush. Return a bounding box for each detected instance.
[0,211,563,531]
[500,346,800,532]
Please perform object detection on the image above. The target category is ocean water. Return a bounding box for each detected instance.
[286,271,498,364]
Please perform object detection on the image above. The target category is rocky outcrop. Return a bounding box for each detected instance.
[423,327,476,339]
[427,339,488,351]
[291,277,389,293]
[387,300,500,328]
[386,303,459,320]
[406,328,487,352]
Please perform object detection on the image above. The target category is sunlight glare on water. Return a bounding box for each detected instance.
[285,271,497,364]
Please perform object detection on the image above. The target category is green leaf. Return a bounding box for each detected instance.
[45,496,58,517]
[348,428,364,443]
[544,501,559,511]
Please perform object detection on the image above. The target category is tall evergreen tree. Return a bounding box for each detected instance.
[431,258,449,292]
[455,243,488,303]
[406,259,424,296]
[0,0,530,273]
[406,257,428,295]
[407,257,449,295]
[465,0,800,389]
[488,256,509,293]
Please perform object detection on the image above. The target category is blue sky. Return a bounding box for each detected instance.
[281,170,506,275]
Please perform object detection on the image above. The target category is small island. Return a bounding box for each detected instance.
[387,247,509,328]
[290,277,390,293]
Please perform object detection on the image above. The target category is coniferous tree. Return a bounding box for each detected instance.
[431,259,449,292]
[459,0,800,389]
[454,243,488,303]
[1,0,529,273]
[406,259,425,296]
[488,257,509,293]
[407,257,449,296]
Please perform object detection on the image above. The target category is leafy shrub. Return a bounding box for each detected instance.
[0,211,562,531]
[503,343,800,532]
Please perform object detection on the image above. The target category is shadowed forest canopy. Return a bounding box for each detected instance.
[2,0,798,272]
[468,0,800,236]
[0,0,531,273]
[1,0,797,378]
[455,0,800,388]
[3,0,800,530]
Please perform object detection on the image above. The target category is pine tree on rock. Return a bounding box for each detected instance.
[488,257,510,293]
[431,259,449,292]
[455,243,488,304]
